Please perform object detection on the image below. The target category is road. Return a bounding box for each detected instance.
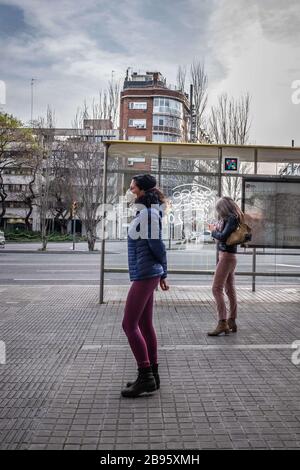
[0,241,299,286]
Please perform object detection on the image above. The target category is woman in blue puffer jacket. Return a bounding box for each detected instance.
[121,174,169,398]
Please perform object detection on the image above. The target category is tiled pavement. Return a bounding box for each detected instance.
[0,284,300,450]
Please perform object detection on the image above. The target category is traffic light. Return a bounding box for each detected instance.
[71,201,78,218]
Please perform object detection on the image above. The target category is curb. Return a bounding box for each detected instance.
[0,250,117,254]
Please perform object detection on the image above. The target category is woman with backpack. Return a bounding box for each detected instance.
[121,174,169,398]
[208,196,243,336]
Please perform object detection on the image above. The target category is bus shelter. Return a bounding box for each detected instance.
[99,141,300,303]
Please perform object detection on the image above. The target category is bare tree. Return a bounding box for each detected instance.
[161,62,210,195]
[176,65,186,92]
[190,61,208,142]
[182,61,214,187]
[69,96,121,250]
[107,78,121,128]
[34,106,56,250]
[64,137,103,251]
[73,78,121,130]
[48,145,74,234]
[209,92,251,145]
[209,92,252,201]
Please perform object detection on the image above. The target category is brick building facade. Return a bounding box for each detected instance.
[119,71,191,186]
[120,71,190,143]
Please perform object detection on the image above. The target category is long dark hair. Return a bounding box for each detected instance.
[216,196,243,221]
[133,175,166,209]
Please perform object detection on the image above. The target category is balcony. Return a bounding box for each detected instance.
[152,125,182,136]
[153,106,182,117]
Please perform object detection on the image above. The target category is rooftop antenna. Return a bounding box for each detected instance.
[30,78,37,125]
[126,67,132,80]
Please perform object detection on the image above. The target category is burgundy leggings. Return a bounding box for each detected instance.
[122,276,160,368]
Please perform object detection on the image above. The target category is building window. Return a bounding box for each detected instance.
[128,119,146,129]
[128,157,146,165]
[152,133,181,142]
[128,102,147,110]
[153,115,181,129]
[153,97,183,117]
[128,136,147,141]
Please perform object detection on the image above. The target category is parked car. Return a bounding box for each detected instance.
[202,230,213,243]
[0,231,5,248]
[189,230,213,243]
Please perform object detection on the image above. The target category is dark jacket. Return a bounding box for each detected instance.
[127,207,167,281]
[211,214,239,253]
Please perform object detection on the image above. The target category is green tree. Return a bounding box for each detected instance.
[0,113,37,225]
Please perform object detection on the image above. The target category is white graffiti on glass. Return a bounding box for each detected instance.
[169,183,217,242]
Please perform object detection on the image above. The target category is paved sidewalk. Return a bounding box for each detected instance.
[0,284,299,450]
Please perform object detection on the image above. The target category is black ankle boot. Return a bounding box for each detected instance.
[126,364,160,390]
[121,367,156,398]
[151,363,160,390]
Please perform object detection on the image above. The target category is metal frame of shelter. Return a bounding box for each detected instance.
[99,140,300,303]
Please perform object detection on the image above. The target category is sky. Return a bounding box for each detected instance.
[0,0,300,146]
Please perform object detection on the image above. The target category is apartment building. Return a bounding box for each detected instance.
[119,70,191,193]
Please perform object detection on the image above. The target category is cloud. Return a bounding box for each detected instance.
[0,0,299,145]
[255,0,300,45]
[206,0,300,145]
[0,0,218,125]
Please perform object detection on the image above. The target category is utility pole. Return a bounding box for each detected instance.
[189,84,196,142]
[71,201,77,251]
[72,216,76,251]
[30,78,37,125]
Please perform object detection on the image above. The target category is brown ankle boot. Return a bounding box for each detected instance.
[207,320,230,336]
[228,318,237,333]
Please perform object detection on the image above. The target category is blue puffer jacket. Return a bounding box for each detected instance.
[127,207,167,281]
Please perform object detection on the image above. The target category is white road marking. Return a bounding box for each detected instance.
[276,264,300,268]
[82,343,294,351]
[14,278,111,281]
[36,269,100,272]
[0,263,100,266]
